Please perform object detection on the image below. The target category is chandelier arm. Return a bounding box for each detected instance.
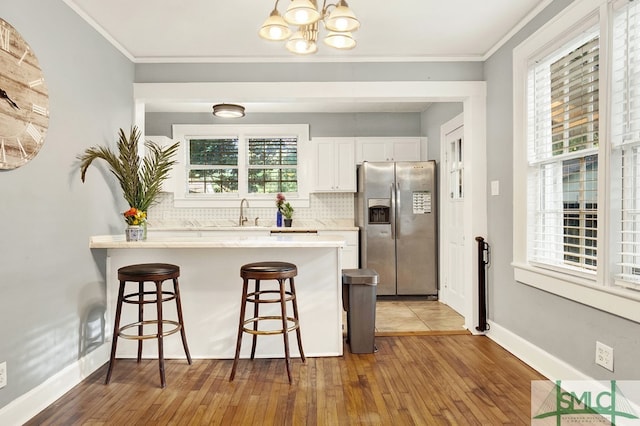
[321,0,330,17]
[323,0,349,15]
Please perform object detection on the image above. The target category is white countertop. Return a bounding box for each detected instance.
[147,218,357,232]
[90,234,347,249]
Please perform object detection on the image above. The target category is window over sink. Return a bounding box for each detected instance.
[169,124,311,208]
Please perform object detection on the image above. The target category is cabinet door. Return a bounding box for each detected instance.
[357,138,390,162]
[356,137,421,163]
[391,138,421,161]
[335,139,356,191]
[312,138,355,192]
[318,230,359,269]
[314,139,337,191]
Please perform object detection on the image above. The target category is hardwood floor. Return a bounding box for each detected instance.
[26,335,543,425]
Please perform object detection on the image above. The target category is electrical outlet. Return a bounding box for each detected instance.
[0,361,6,388]
[595,341,614,371]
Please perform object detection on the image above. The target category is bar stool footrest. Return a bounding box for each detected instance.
[123,290,177,305]
[118,320,182,340]
[242,316,299,335]
[246,290,295,304]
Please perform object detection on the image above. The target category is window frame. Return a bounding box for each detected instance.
[170,124,311,208]
[513,0,640,323]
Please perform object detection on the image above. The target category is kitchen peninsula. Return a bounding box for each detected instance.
[90,232,347,360]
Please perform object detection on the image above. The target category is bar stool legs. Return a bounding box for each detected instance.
[230,262,305,384]
[106,263,191,388]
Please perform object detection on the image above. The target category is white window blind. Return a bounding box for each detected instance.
[612,0,640,287]
[247,137,298,194]
[187,138,239,194]
[527,29,600,273]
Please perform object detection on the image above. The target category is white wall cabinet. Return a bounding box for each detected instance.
[311,137,356,192]
[355,137,421,163]
[318,230,359,269]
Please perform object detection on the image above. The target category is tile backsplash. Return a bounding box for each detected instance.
[148,192,355,226]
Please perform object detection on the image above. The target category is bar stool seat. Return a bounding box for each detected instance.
[105,263,192,388]
[230,261,305,384]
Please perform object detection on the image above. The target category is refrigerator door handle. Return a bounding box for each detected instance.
[390,183,396,240]
[395,182,401,239]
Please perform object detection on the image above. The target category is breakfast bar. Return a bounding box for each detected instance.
[90,233,346,360]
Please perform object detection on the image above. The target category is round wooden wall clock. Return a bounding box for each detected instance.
[0,18,49,170]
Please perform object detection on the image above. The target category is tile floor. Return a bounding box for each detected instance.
[374,299,468,336]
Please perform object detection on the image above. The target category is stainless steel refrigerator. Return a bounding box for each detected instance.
[355,161,438,296]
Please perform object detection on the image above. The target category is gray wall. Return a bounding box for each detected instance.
[484,0,640,379]
[135,62,484,83]
[141,61,483,139]
[0,0,134,409]
[421,103,464,161]
[146,112,423,139]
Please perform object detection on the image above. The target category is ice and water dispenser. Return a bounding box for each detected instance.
[368,198,390,224]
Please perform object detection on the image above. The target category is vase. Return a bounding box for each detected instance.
[276,210,283,227]
[125,225,144,242]
[141,220,148,240]
[284,218,292,227]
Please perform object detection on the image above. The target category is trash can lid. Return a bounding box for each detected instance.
[342,268,379,285]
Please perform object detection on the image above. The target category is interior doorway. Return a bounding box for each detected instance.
[439,113,467,316]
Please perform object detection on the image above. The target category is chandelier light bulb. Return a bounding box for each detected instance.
[333,18,349,31]
[259,9,292,41]
[324,31,356,50]
[324,1,360,33]
[286,30,317,55]
[284,0,321,26]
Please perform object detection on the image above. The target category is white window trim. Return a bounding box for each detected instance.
[170,124,311,208]
[513,0,640,323]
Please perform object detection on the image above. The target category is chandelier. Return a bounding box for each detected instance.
[259,0,360,55]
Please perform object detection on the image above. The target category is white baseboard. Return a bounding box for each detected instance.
[486,321,592,381]
[0,344,109,426]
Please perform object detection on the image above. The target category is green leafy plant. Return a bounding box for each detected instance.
[78,126,179,213]
[280,202,294,219]
[276,192,294,219]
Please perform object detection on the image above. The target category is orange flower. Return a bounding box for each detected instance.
[123,207,146,225]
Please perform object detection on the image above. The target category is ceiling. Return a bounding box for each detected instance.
[63,0,550,114]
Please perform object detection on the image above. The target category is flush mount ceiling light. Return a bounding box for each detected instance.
[212,103,245,118]
[259,0,360,55]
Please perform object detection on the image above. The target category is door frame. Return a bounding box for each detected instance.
[134,80,488,333]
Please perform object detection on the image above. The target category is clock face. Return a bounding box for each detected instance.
[0,18,49,170]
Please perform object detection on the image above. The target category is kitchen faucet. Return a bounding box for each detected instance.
[239,198,249,226]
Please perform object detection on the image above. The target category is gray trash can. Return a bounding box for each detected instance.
[342,268,379,354]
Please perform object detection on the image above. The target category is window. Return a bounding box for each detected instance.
[513,0,640,321]
[449,135,464,199]
[527,31,599,274]
[188,138,238,194]
[170,125,310,208]
[611,0,640,289]
[247,137,298,193]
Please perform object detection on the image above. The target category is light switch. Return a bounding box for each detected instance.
[491,180,500,196]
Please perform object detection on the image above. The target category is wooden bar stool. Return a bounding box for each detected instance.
[105,263,192,388]
[230,261,305,384]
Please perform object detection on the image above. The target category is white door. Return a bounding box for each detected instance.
[440,116,466,315]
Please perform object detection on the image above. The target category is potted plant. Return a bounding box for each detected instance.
[78,126,179,239]
[275,193,294,227]
[280,200,294,228]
